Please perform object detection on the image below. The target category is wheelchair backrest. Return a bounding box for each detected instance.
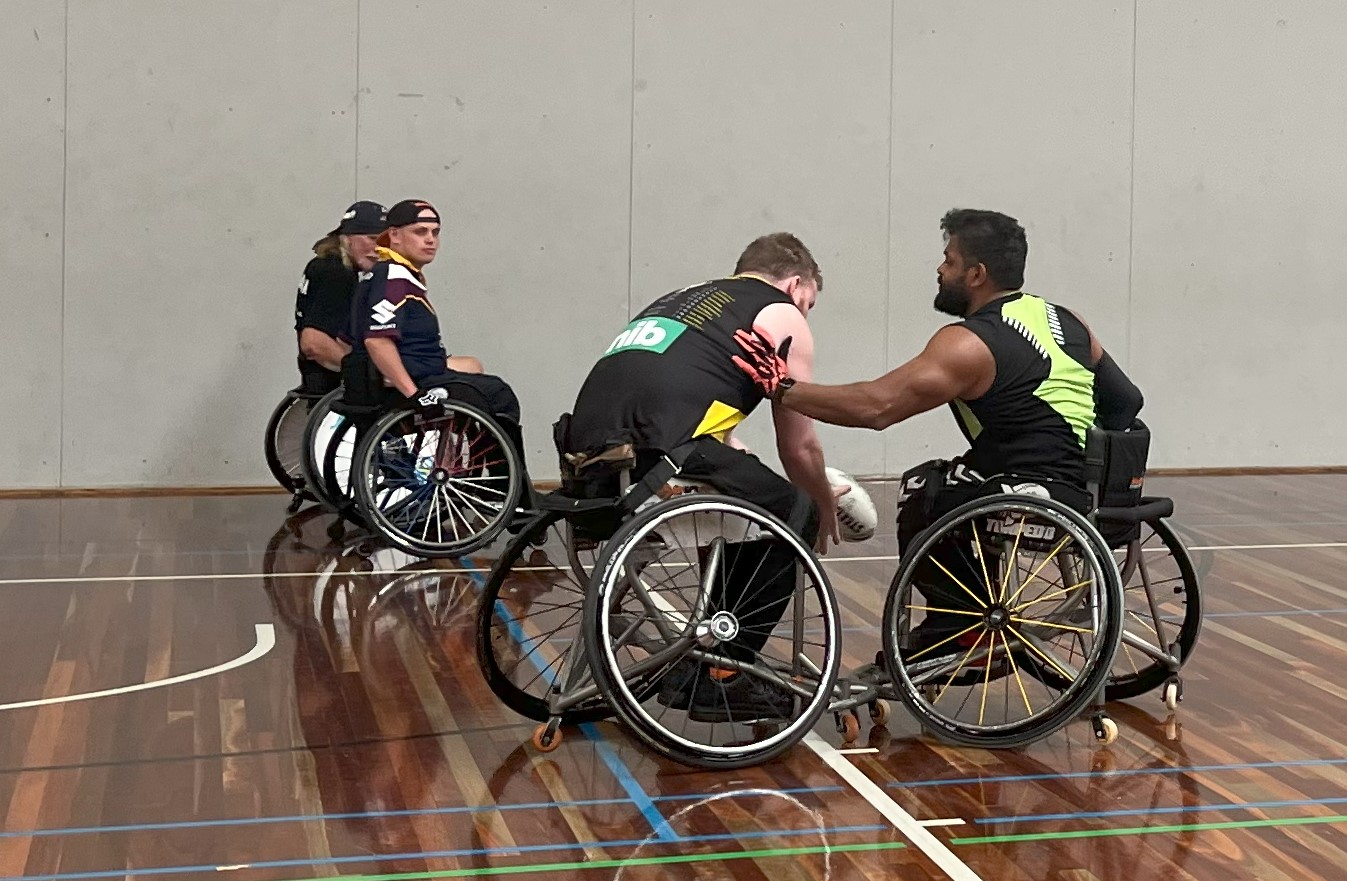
[338,350,386,408]
[1085,419,1151,511]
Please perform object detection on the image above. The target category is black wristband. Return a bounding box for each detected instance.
[772,377,796,404]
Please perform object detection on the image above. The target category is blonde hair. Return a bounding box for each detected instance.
[312,233,354,269]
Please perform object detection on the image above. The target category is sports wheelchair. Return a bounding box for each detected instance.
[293,353,528,558]
[263,365,342,513]
[827,419,1200,748]
[477,417,843,769]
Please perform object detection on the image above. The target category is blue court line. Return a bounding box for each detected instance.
[464,565,676,843]
[975,795,1347,825]
[0,824,888,881]
[579,721,678,842]
[890,757,1347,788]
[0,787,846,840]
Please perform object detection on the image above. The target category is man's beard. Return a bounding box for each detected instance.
[933,279,971,317]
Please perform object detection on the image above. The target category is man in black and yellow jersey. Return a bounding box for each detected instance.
[565,232,840,721]
[735,209,1144,661]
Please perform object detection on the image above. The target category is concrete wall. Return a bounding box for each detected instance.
[2,0,1340,487]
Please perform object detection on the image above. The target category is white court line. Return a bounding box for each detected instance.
[0,624,275,711]
[919,818,967,828]
[836,747,879,755]
[0,540,1342,587]
[803,732,982,881]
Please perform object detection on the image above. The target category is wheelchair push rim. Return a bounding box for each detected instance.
[584,494,842,769]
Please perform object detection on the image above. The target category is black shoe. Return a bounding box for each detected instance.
[853,649,890,686]
[687,672,796,723]
[656,658,700,709]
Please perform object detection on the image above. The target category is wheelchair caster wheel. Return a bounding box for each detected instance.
[1161,679,1182,712]
[838,712,860,744]
[532,722,562,753]
[327,521,346,541]
[868,700,890,726]
[1091,713,1118,746]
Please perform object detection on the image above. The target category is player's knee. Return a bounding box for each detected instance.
[448,355,485,374]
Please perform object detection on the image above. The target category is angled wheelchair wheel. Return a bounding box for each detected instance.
[583,494,841,769]
[476,511,617,724]
[350,402,523,558]
[299,388,346,511]
[1104,517,1201,701]
[264,391,316,494]
[882,494,1124,749]
[319,413,363,520]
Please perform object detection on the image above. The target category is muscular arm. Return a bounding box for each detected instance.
[753,304,836,542]
[365,337,418,397]
[1093,350,1143,429]
[1066,309,1144,429]
[776,325,995,430]
[298,328,350,372]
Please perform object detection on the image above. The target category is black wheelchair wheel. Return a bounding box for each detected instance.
[882,494,1124,749]
[299,388,345,511]
[350,402,522,558]
[1104,517,1201,701]
[264,392,313,493]
[475,511,616,724]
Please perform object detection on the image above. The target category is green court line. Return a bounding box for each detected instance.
[271,841,908,881]
[953,813,1347,845]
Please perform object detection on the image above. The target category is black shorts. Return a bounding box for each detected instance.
[674,438,819,545]
[896,458,1090,555]
[416,369,522,425]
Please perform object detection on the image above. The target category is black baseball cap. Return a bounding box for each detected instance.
[385,199,441,228]
[329,200,387,236]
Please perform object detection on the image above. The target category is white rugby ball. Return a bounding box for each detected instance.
[826,467,877,542]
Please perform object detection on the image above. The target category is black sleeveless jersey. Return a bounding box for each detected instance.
[569,276,793,453]
[952,293,1098,487]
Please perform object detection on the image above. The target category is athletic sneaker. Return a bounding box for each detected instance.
[688,672,795,723]
[656,659,795,722]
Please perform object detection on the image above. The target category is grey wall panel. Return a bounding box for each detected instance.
[1132,1,1347,467]
[0,2,66,487]
[887,2,1135,473]
[357,1,634,477]
[630,0,893,477]
[61,0,358,485]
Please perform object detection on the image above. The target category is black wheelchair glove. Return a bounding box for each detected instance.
[407,386,449,417]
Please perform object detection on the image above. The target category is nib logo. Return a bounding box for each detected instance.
[603,317,687,357]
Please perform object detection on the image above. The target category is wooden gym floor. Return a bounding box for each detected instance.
[2,474,1346,880]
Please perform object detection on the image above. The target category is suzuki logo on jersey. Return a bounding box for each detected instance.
[602,317,687,357]
[371,299,397,324]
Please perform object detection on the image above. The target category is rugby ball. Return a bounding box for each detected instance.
[826,467,877,542]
